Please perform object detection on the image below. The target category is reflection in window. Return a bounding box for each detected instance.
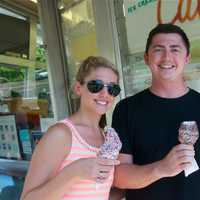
[0,7,53,118]
[0,4,55,164]
[59,0,97,111]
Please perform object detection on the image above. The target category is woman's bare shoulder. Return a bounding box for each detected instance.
[32,122,72,163]
[45,122,72,140]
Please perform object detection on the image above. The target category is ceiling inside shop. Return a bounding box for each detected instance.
[12,0,37,12]
[0,0,38,17]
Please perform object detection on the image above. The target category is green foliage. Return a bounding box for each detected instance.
[0,47,46,83]
[36,47,46,63]
[0,66,25,82]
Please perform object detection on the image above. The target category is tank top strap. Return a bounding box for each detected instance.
[60,118,79,135]
[59,118,99,152]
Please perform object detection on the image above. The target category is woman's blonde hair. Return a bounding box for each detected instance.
[76,56,119,84]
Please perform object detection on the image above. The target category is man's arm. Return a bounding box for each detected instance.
[109,153,133,200]
[114,144,194,189]
[114,153,161,189]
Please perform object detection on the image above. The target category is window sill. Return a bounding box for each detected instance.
[0,158,29,177]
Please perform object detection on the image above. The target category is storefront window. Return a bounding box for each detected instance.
[0,1,56,199]
[59,0,97,111]
[0,2,55,164]
[114,0,200,96]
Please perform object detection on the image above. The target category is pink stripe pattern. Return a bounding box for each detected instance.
[58,119,114,200]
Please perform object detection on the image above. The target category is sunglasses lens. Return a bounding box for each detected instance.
[87,80,121,97]
[107,84,121,97]
[87,80,103,93]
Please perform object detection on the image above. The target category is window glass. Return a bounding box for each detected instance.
[59,0,97,111]
[0,4,55,163]
[0,7,29,59]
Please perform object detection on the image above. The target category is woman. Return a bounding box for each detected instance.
[20,56,121,200]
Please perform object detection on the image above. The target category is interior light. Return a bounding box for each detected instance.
[29,0,37,3]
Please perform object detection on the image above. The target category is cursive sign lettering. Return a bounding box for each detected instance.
[157,0,200,24]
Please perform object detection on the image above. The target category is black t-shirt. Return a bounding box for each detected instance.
[112,88,200,200]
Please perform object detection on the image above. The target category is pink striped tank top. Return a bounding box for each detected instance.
[58,118,114,200]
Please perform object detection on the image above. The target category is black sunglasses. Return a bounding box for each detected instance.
[85,80,121,97]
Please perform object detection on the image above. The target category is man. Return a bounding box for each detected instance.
[112,23,200,200]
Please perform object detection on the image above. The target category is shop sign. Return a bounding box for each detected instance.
[124,0,200,53]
